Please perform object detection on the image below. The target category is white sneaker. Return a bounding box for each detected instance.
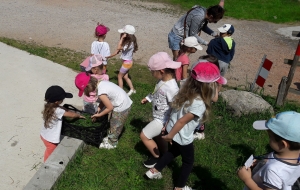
[99,141,116,149]
[127,89,136,96]
[145,169,162,179]
[102,136,108,143]
[181,186,196,190]
[193,132,205,140]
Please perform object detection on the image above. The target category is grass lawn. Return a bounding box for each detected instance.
[1,38,298,190]
[158,0,300,23]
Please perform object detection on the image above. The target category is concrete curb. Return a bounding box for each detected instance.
[23,137,85,190]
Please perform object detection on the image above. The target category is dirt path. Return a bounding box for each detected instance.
[1,0,299,102]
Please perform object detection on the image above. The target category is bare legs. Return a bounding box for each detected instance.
[118,72,134,90]
[140,132,167,158]
[172,49,179,61]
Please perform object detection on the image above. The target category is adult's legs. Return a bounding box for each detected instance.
[172,50,179,61]
[168,30,182,61]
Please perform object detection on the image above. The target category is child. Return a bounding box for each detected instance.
[91,23,111,73]
[190,55,220,140]
[75,72,132,149]
[175,36,202,84]
[115,25,138,96]
[206,24,235,76]
[41,86,85,162]
[83,55,109,114]
[145,62,227,190]
[140,52,181,168]
[237,111,300,190]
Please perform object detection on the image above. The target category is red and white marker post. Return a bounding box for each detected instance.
[250,55,273,91]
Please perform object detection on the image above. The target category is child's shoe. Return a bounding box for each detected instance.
[175,186,195,190]
[127,89,136,96]
[143,156,160,168]
[99,141,116,149]
[193,132,205,140]
[145,168,162,179]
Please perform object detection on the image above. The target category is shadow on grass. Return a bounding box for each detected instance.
[230,144,255,166]
[193,166,228,190]
[130,118,149,132]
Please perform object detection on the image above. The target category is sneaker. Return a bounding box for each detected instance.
[99,141,116,149]
[145,168,162,179]
[193,132,205,140]
[102,136,108,143]
[143,156,159,168]
[179,186,196,190]
[127,89,136,96]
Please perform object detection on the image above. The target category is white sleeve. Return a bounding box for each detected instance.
[262,169,283,189]
[56,108,65,119]
[188,100,205,118]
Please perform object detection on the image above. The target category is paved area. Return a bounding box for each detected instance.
[0,42,82,190]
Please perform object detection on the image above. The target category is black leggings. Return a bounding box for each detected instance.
[154,140,194,188]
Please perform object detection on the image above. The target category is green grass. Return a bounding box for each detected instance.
[155,0,300,23]
[1,38,299,189]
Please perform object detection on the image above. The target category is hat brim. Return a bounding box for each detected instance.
[217,27,227,33]
[169,61,182,69]
[78,90,84,97]
[65,92,73,99]
[253,120,268,130]
[194,44,203,50]
[216,76,227,85]
[85,62,102,71]
[118,29,125,33]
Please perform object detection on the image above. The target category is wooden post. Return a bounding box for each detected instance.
[276,76,287,106]
[282,39,300,101]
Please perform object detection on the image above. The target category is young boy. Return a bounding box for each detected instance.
[237,111,300,190]
[206,24,235,76]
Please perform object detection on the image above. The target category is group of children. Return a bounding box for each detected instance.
[39,20,300,190]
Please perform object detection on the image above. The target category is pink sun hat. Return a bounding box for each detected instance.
[148,52,181,71]
[75,72,91,97]
[191,62,227,84]
[95,24,110,36]
[85,55,103,71]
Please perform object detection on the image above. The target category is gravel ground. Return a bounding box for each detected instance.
[1,0,299,102]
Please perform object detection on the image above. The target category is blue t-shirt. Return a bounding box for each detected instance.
[166,98,206,145]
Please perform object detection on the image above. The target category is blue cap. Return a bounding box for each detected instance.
[253,111,300,143]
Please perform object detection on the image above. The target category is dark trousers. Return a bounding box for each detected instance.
[154,140,194,188]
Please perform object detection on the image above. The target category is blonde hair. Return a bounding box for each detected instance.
[84,76,98,97]
[42,102,59,128]
[171,76,218,123]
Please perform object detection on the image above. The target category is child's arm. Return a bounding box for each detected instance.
[105,49,120,59]
[237,166,264,190]
[162,112,195,142]
[91,94,113,119]
[141,98,148,104]
[219,0,224,8]
[63,111,85,119]
[182,65,189,79]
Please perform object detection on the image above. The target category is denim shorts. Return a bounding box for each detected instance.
[168,30,182,51]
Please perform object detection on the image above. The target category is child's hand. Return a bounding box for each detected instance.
[161,126,166,135]
[121,33,127,38]
[237,166,252,182]
[162,134,173,143]
[79,115,86,119]
[91,113,101,122]
[141,98,148,104]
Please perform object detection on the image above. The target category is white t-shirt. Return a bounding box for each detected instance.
[166,98,206,145]
[40,107,65,143]
[97,81,132,112]
[120,42,134,61]
[152,79,179,124]
[91,41,111,65]
[243,152,300,190]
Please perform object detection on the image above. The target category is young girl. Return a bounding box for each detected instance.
[83,55,109,114]
[91,23,111,73]
[175,36,202,85]
[140,52,181,168]
[114,25,138,96]
[145,62,227,190]
[41,85,85,162]
[75,72,132,149]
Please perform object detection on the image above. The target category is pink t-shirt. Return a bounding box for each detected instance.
[175,54,190,81]
[83,74,109,103]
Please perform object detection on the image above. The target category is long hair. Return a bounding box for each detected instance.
[171,76,218,123]
[178,44,189,57]
[42,102,59,128]
[121,34,138,52]
[84,76,98,97]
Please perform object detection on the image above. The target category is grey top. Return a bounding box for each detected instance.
[171,6,216,45]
